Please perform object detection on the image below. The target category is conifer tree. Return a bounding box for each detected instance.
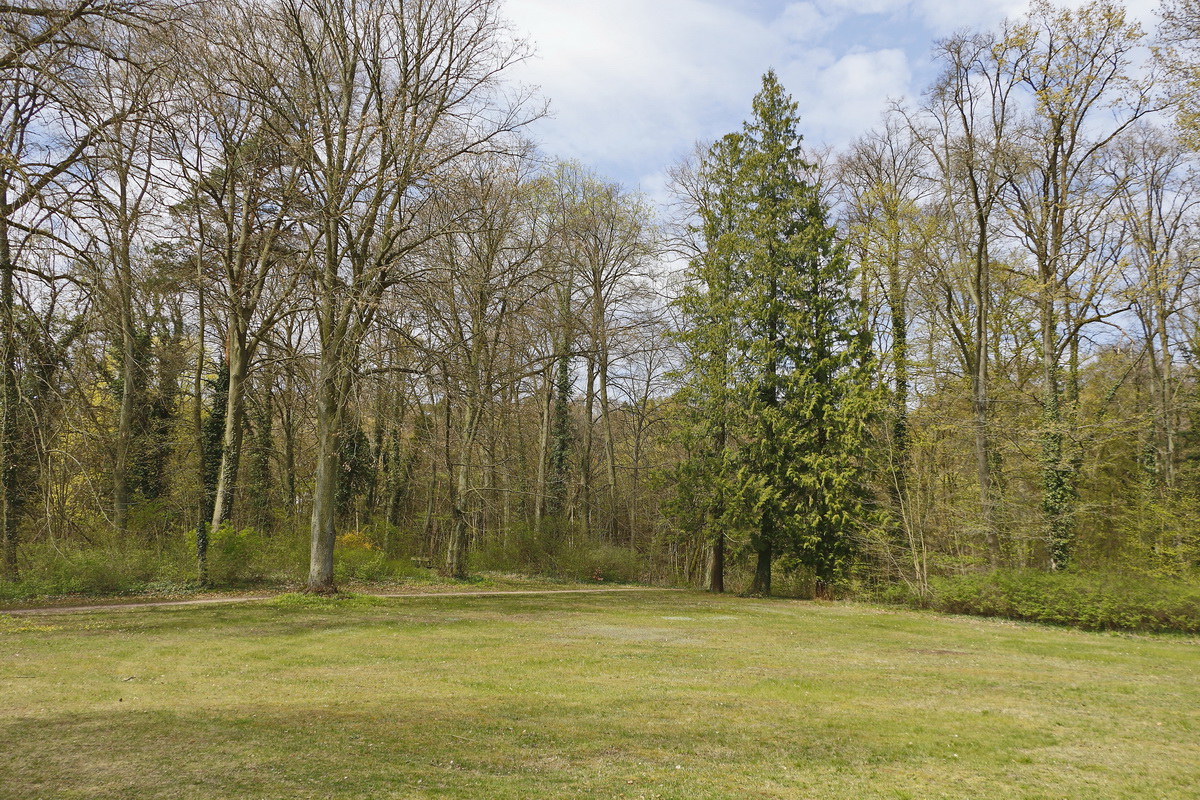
[675,71,877,596]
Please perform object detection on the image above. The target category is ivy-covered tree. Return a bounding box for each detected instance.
[675,71,877,597]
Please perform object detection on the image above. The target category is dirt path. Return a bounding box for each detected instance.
[1,586,676,616]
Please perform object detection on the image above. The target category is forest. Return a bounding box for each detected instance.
[3,0,1200,615]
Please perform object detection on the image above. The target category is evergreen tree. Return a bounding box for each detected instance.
[672,132,746,593]
[675,71,877,596]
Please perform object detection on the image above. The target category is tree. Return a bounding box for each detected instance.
[1001,0,1155,569]
[1108,125,1197,492]
[838,111,932,574]
[675,72,876,597]
[259,0,536,592]
[1158,0,1200,147]
[167,0,304,539]
[671,134,744,594]
[551,163,656,540]
[0,0,173,574]
[913,31,1022,564]
[416,153,550,578]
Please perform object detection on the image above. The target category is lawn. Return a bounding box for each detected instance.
[1,590,1197,799]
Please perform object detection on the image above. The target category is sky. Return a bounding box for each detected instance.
[501,0,1163,202]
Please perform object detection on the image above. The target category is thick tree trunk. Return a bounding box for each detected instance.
[598,341,619,541]
[193,275,208,586]
[445,455,471,579]
[1040,266,1070,571]
[307,361,343,593]
[971,236,998,566]
[534,364,551,532]
[580,353,595,538]
[549,349,571,516]
[445,398,480,579]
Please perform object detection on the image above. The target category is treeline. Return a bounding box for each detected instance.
[1,0,1199,598]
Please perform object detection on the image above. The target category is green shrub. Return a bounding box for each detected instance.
[876,569,1200,634]
[333,548,424,583]
[0,534,196,600]
[204,524,264,585]
[470,521,646,583]
[553,543,643,583]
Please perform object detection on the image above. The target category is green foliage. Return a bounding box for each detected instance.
[879,569,1200,634]
[0,536,195,600]
[672,71,878,590]
[109,323,184,503]
[470,520,645,583]
[334,549,426,584]
[192,524,268,586]
[337,424,375,517]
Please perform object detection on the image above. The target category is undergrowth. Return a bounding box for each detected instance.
[873,569,1200,634]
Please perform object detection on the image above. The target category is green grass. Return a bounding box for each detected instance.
[2,592,1197,799]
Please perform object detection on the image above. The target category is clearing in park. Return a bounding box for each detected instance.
[1,589,1197,799]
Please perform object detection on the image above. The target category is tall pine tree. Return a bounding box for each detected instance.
[675,71,877,597]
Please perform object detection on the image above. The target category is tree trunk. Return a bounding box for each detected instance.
[707,533,724,593]
[114,285,136,536]
[971,231,998,565]
[598,339,619,541]
[748,539,771,596]
[0,215,19,580]
[580,352,595,538]
[1040,264,1070,571]
[307,358,344,593]
[193,271,208,586]
[534,363,551,532]
[445,446,472,579]
[210,325,250,532]
[445,394,480,579]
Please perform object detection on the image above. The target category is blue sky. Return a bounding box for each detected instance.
[502,0,1161,200]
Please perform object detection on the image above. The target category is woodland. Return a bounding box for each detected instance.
[3,0,1200,622]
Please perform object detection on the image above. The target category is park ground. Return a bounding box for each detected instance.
[1,589,1197,799]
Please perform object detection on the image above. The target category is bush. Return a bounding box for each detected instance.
[0,535,196,600]
[470,521,646,584]
[205,524,266,585]
[875,569,1200,634]
[333,548,425,583]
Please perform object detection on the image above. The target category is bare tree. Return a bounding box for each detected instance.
[838,111,930,567]
[256,0,536,592]
[416,152,549,577]
[1109,124,1198,491]
[1001,0,1156,568]
[551,163,657,540]
[0,0,173,573]
[166,0,305,543]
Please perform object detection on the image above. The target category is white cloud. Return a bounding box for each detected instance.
[776,2,836,41]
[504,0,773,176]
[500,0,1163,197]
[780,48,912,143]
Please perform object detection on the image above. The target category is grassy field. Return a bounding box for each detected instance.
[1,590,1197,799]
